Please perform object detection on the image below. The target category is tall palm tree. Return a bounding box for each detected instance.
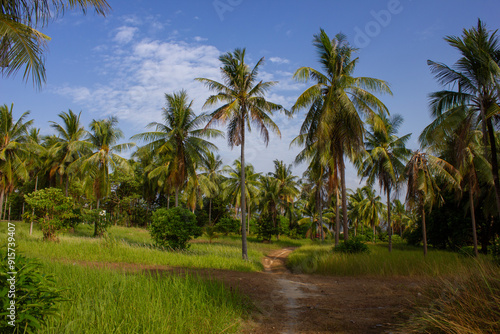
[405,151,459,256]
[222,159,261,230]
[420,105,490,256]
[358,112,411,251]
[270,160,300,229]
[48,109,90,196]
[359,186,385,242]
[198,152,224,225]
[197,48,285,260]
[132,90,221,207]
[0,103,33,218]
[79,117,134,236]
[1,0,110,87]
[428,19,500,217]
[258,174,281,238]
[292,29,392,242]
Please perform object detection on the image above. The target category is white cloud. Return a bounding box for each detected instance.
[269,56,290,64]
[114,26,138,44]
[193,36,208,42]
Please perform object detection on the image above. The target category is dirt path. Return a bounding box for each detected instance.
[75,248,422,333]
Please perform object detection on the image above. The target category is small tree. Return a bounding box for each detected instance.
[24,188,76,240]
[150,207,202,250]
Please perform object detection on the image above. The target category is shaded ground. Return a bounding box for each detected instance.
[74,248,423,334]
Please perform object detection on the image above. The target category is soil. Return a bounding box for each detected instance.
[75,248,424,334]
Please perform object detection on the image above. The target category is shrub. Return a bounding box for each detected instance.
[82,208,112,237]
[150,207,202,250]
[23,188,76,240]
[333,238,370,254]
[0,253,66,332]
[256,213,276,242]
[216,217,240,236]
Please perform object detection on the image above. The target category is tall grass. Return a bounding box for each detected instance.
[0,222,310,272]
[287,243,490,277]
[402,261,500,333]
[39,262,249,333]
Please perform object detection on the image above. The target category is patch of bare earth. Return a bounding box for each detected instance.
[71,248,423,334]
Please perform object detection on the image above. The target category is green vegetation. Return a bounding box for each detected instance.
[38,262,249,334]
[150,207,202,250]
[287,243,489,276]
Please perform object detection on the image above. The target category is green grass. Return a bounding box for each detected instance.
[287,242,492,277]
[39,261,250,333]
[0,221,310,272]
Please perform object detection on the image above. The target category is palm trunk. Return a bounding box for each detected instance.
[340,154,349,241]
[175,188,179,207]
[94,198,100,237]
[3,194,8,220]
[208,198,212,225]
[422,204,427,257]
[318,189,324,242]
[0,189,4,222]
[486,119,500,218]
[373,225,376,243]
[167,194,170,209]
[240,122,248,260]
[387,188,392,252]
[469,179,478,257]
[247,202,250,235]
[335,186,340,246]
[30,176,38,235]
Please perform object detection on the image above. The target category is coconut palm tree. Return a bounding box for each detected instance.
[420,105,490,256]
[0,103,33,218]
[198,152,224,225]
[1,0,110,88]
[270,160,300,229]
[292,29,392,242]
[132,90,221,207]
[197,48,285,260]
[222,159,261,231]
[78,117,134,236]
[428,19,500,217]
[358,112,411,251]
[405,151,459,256]
[359,186,385,242]
[48,109,90,196]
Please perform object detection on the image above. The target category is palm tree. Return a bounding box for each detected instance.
[292,29,392,242]
[405,151,459,256]
[48,109,90,196]
[1,0,110,87]
[79,117,134,236]
[197,48,285,260]
[358,112,411,251]
[427,19,500,217]
[198,152,224,225]
[270,160,300,229]
[420,105,489,256]
[359,186,385,242]
[222,159,261,231]
[258,174,281,238]
[132,90,221,207]
[0,104,33,218]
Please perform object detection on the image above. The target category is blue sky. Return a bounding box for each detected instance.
[2,0,500,190]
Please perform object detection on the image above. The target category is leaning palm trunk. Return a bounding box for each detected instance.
[0,189,4,222]
[387,189,392,252]
[30,176,38,235]
[422,204,427,256]
[340,154,349,241]
[240,121,248,260]
[335,187,340,246]
[469,179,478,257]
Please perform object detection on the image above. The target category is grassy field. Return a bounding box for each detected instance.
[38,262,250,334]
[0,221,310,272]
[287,242,492,277]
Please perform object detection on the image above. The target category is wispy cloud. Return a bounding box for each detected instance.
[269,56,290,64]
[114,26,138,44]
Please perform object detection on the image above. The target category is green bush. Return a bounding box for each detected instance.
[256,213,276,242]
[150,207,202,250]
[23,188,77,241]
[82,208,112,237]
[0,253,66,333]
[334,238,370,254]
[216,217,240,236]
